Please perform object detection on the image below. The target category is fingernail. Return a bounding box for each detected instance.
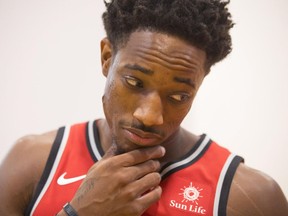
[159,146,166,155]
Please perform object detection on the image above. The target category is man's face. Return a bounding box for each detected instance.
[101,31,206,153]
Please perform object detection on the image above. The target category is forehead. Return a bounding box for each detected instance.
[114,30,207,75]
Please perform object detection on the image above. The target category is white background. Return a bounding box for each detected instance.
[0,0,287,198]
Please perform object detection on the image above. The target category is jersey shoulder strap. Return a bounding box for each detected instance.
[144,135,243,216]
[25,121,96,215]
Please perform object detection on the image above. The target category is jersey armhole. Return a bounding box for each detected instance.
[218,155,244,216]
[24,127,65,216]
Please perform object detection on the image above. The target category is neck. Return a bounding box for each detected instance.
[96,119,113,153]
[158,127,200,167]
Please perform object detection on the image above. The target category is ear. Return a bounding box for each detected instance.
[100,37,112,77]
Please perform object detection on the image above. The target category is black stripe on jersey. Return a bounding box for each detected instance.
[160,135,211,180]
[218,155,244,216]
[85,120,104,162]
[93,120,105,157]
[25,126,65,216]
[85,121,98,162]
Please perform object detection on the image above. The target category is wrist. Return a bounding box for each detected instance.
[63,202,79,216]
[55,209,67,216]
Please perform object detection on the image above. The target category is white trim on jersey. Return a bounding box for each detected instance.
[160,135,211,178]
[87,121,102,161]
[213,153,236,216]
[30,126,71,215]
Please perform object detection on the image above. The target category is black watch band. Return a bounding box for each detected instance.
[63,202,78,216]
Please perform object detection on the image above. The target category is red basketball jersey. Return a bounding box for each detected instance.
[25,121,243,216]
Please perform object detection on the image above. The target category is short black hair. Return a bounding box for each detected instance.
[102,0,234,73]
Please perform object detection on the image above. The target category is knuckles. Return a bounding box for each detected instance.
[145,160,160,172]
[149,172,161,185]
[88,158,117,174]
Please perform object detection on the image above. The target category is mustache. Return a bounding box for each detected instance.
[120,119,163,136]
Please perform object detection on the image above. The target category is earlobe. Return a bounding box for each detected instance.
[100,38,112,77]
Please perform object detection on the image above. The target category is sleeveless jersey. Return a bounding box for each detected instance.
[25,120,243,216]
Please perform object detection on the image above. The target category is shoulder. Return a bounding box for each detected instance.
[0,130,58,214]
[227,163,288,216]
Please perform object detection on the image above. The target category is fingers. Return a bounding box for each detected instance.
[122,186,162,216]
[124,174,162,215]
[113,146,165,167]
[123,159,160,182]
[98,145,165,186]
[120,174,162,215]
[101,145,165,170]
[137,186,162,210]
[85,145,165,215]
[132,172,162,198]
[72,145,165,216]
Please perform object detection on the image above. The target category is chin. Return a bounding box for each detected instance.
[113,142,143,155]
[111,141,134,154]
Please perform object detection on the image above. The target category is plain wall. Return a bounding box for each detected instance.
[0,0,287,198]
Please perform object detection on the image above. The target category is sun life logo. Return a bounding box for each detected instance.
[179,182,203,205]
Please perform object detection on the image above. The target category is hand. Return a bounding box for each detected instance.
[69,145,165,216]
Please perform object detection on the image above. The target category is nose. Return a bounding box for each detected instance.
[133,92,164,126]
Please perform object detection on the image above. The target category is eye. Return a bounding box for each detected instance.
[169,93,190,103]
[124,76,143,88]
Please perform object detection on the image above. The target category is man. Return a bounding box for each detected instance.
[0,0,287,215]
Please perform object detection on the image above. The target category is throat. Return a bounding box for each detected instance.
[96,119,113,154]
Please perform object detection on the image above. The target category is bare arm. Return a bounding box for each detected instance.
[0,131,56,215]
[227,163,288,216]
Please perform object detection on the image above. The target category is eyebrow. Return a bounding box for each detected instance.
[124,63,195,88]
[124,64,154,75]
[174,77,196,89]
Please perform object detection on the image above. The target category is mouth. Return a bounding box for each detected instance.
[123,127,162,146]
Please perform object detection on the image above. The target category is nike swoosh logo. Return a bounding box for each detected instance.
[57,172,86,185]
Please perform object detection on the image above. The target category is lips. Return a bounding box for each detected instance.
[123,127,162,146]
